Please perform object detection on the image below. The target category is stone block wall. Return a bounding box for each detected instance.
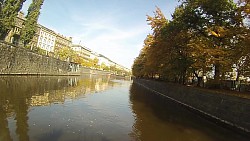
[0,42,75,75]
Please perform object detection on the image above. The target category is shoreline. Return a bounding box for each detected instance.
[133,78,250,137]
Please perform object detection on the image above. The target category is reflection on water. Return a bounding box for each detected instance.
[129,83,249,141]
[0,76,248,141]
[0,75,114,107]
[0,75,120,141]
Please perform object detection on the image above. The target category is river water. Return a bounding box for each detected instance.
[0,75,248,141]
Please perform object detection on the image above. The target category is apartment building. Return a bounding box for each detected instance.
[5,12,72,53]
[37,25,57,53]
[71,44,92,61]
[55,34,72,50]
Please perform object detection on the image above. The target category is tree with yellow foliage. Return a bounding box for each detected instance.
[133,0,249,88]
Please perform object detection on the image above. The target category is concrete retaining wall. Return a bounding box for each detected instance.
[133,79,250,135]
[80,67,112,75]
[0,41,79,75]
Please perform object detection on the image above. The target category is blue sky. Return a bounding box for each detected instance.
[22,0,179,69]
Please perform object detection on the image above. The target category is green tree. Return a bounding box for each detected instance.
[145,7,168,78]
[233,26,250,79]
[140,34,155,78]
[81,60,91,68]
[179,0,243,81]
[110,65,117,73]
[20,0,44,47]
[55,46,74,61]
[100,62,110,71]
[166,4,211,85]
[236,0,250,79]
[132,8,172,79]
[132,36,150,77]
[88,57,99,69]
[0,0,26,40]
[72,54,83,64]
[71,53,92,67]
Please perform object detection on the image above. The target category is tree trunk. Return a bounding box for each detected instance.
[214,64,221,81]
[193,71,203,87]
[213,64,221,88]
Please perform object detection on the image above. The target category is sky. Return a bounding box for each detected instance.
[21,0,180,69]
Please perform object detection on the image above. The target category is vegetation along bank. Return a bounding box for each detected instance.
[132,0,250,91]
[132,0,250,136]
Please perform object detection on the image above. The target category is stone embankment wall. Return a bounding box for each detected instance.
[133,79,250,135]
[0,42,79,75]
[80,67,112,75]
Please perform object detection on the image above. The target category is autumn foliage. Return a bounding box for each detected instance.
[132,0,250,87]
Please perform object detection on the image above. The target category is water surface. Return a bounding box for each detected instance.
[0,75,248,141]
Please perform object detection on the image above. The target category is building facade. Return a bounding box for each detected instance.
[4,12,130,73]
[55,34,72,50]
[37,25,57,53]
[5,12,40,49]
[5,12,25,45]
[71,44,92,61]
[98,54,113,67]
[5,12,72,53]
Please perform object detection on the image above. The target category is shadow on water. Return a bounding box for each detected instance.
[0,75,116,141]
[35,129,111,141]
[129,82,249,141]
[0,106,12,141]
[35,129,63,141]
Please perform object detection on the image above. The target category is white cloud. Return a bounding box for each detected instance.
[67,14,150,68]
[22,0,181,69]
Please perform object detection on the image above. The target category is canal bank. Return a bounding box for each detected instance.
[0,42,118,76]
[0,41,80,76]
[133,79,250,136]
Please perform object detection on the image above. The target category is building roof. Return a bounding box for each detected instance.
[38,24,57,35]
[71,44,92,52]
